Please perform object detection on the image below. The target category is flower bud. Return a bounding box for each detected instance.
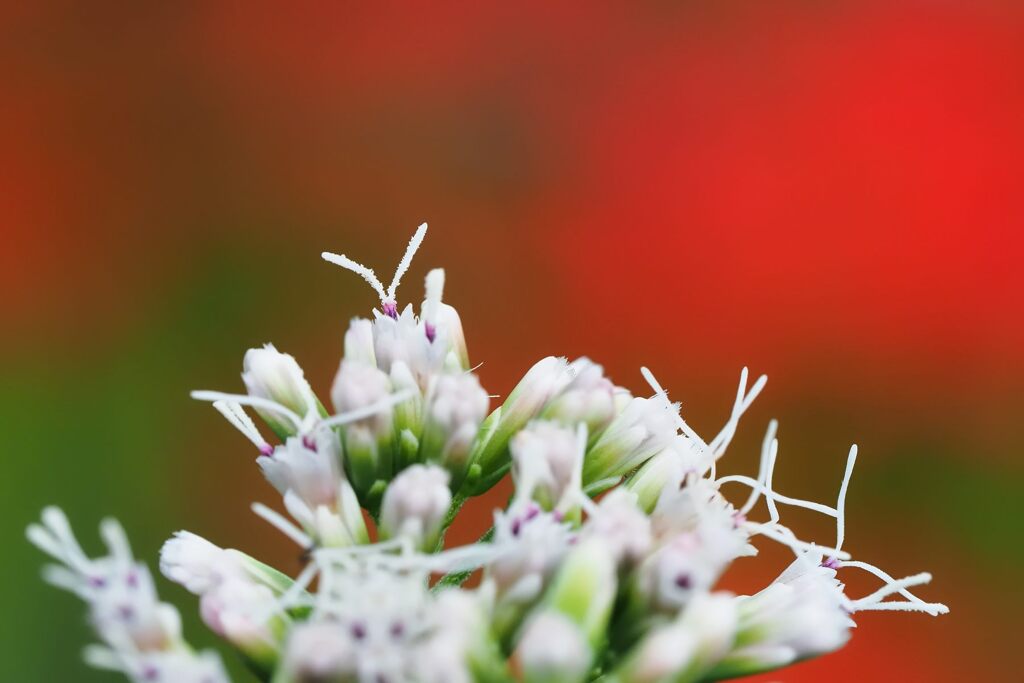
[710,555,854,679]
[541,537,618,649]
[343,317,377,367]
[258,431,343,512]
[242,344,322,439]
[160,531,244,595]
[199,578,283,668]
[582,394,680,487]
[420,372,489,486]
[281,621,356,683]
[580,489,652,568]
[379,464,452,551]
[515,611,591,683]
[421,268,470,372]
[622,437,703,513]
[372,305,431,387]
[615,593,737,683]
[510,420,581,511]
[541,358,617,437]
[160,532,286,669]
[331,361,394,434]
[468,357,573,491]
[331,360,396,492]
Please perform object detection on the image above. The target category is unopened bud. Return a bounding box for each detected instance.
[541,358,616,436]
[379,464,452,551]
[242,344,322,439]
[511,421,582,511]
[515,611,591,683]
[583,395,679,487]
[421,372,489,486]
[331,361,396,492]
[469,357,572,491]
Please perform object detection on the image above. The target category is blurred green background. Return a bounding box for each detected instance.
[2,1,1022,680]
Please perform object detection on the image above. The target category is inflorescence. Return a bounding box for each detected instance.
[28,224,947,683]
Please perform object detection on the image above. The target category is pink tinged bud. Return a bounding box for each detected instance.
[379,464,452,551]
[331,360,394,428]
[541,358,617,434]
[422,372,489,482]
[199,579,280,652]
[283,621,357,682]
[511,420,581,511]
[515,612,591,683]
[581,490,652,568]
[489,505,574,604]
[257,433,343,511]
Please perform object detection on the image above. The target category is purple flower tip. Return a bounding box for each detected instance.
[821,557,841,570]
[425,322,437,343]
[382,301,398,319]
[258,443,274,457]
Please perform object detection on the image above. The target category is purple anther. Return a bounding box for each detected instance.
[732,512,747,529]
[350,621,367,640]
[118,604,135,621]
[258,443,274,457]
[524,503,541,521]
[302,435,318,452]
[510,518,522,537]
[382,301,398,319]
[674,573,693,589]
[88,575,107,589]
[125,569,139,588]
[389,621,405,639]
[424,322,437,343]
[821,557,841,570]
[141,664,160,681]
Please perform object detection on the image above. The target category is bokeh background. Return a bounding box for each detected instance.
[2,1,1022,680]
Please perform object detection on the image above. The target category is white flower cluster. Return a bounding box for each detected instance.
[29,224,947,683]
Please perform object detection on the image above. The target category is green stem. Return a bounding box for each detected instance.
[435,525,495,589]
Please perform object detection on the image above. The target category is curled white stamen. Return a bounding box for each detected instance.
[212,401,269,451]
[834,445,858,557]
[716,475,839,517]
[321,222,428,309]
[320,252,387,303]
[762,438,781,524]
[709,367,768,459]
[388,223,428,302]
[746,523,851,560]
[852,572,933,607]
[192,391,304,431]
[841,560,946,614]
[639,367,708,449]
[739,419,778,514]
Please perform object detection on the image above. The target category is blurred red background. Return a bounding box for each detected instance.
[2,1,1021,680]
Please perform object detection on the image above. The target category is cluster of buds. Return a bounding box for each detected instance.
[29,225,946,683]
